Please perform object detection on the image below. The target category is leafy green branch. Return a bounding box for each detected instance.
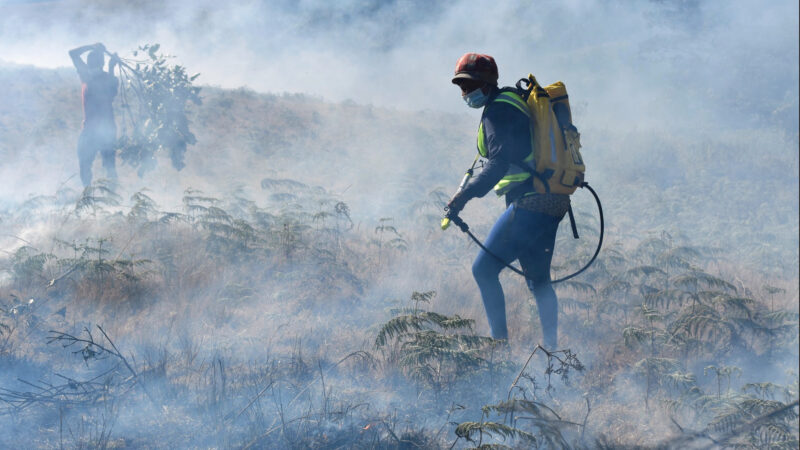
[116,43,201,174]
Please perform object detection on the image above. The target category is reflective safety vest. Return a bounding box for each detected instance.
[477,78,585,197]
[477,91,537,197]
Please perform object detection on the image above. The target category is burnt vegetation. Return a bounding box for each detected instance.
[0,65,797,448]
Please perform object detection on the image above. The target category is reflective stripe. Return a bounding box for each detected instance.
[501,172,531,182]
[523,149,535,163]
[494,92,530,117]
[477,122,487,157]
[494,172,531,194]
[478,90,538,196]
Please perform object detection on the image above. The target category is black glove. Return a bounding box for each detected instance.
[446,193,467,217]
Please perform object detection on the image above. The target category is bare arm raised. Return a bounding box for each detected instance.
[69,42,105,81]
[108,52,119,75]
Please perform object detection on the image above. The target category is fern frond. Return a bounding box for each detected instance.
[406,363,435,386]
[182,188,218,206]
[560,297,591,313]
[374,311,463,348]
[694,393,738,417]
[664,371,697,391]
[128,189,159,220]
[656,252,692,270]
[450,334,496,349]
[158,212,187,223]
[640,303,662,322]
[466,444,513,450]
[201,206,233,223]
[74,180,121,213]
[759,310,800,327]
[388,307,421,316]
[754,423,798,448]
[693,290,728,303]
[599,279,631,297]
[638,284,660,297]
[762,284,787,295]
[708,398,788,434]
[269,193,298,203]
[729,317,774,340]
[201,222,238,237]
[623,326,651,348]
[560,280,597,295]
[597,299,626,315]
[411,290,436,304]
[260,178,308,191]
[386,237,408,251]
[644,289,692,310]
[681,315,733,344]
[482,399,561,421]
[374,314,432,348]
[671,271,737,293]
[635,236,670,257]
[455,421,536,444]
[742,382,789,401]
[624,265,668,280]
[400,344,484,370]
[438,315,476,331]
[663,245,704,261]
[634,357,683,377]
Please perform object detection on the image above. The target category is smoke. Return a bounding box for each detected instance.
[2,0,797,228]
[1,0,797,126]
[0,1,797,447]
[0,0,796,284]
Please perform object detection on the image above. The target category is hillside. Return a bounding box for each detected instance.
[1,63,796,275]
[0,64,797,448]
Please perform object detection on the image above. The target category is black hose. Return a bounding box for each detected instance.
[448,182,604,284]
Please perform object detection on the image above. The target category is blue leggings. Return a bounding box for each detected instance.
[472,204,562,347]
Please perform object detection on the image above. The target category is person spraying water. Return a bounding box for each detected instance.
[443,53,602,349]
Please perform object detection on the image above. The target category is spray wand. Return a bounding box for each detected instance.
[441,154,480,230]
[440,154,604,284]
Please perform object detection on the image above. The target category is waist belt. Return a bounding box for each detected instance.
[514,193,570,218]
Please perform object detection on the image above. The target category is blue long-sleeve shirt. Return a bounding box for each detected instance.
[459,88,573,205]
[459,88,534,204]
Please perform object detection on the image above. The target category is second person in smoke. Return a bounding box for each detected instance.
[69,42,120,187]
[446,53,570,349]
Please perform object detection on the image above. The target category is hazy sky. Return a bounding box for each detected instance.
[1,0,797,130]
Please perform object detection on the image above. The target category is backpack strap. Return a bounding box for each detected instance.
[516,75,549,101]
[567,204,579,239]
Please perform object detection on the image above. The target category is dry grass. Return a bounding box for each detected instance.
[0,65,797,448]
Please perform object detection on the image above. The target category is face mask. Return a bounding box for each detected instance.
[463,87,489,108]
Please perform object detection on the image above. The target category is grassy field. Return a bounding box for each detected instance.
[0,64,797,448]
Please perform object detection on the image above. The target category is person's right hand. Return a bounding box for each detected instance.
[446,193,467,217]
